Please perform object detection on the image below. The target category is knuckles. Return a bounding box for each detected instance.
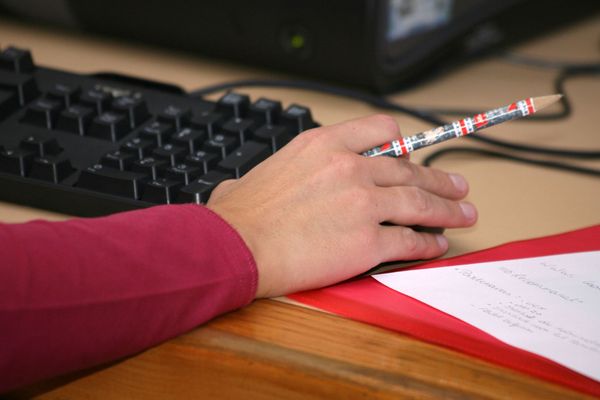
[368,114,400,134]
[406,186,431,215]
[396,159,417,183]
[288,127,324,151]
[400,228,420,256]
[327,152,363,178]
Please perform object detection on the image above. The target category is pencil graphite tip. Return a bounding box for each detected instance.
[533,94,563,111]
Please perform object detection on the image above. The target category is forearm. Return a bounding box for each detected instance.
[0,204,257,392]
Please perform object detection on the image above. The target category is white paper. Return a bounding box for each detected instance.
[373,251,600,382]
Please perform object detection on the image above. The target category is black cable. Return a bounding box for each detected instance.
[501,52,600,70]
[421,56,600,118]
[422,147,600,177]
[188,74,600,159]
[513,64,600,122]
[188,47,600,174]
[423,60,600,165]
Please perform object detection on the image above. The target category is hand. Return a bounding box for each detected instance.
[207,115,477,298]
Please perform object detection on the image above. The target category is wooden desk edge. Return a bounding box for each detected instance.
[6,300,595,400]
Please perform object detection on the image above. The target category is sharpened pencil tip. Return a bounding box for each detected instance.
[532,94,563,111]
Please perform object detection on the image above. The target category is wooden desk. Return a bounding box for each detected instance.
[3,15,600,399]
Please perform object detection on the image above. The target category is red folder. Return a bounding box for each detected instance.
[289,225,600,397]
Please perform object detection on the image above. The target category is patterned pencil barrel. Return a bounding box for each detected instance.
[362,96,554,158]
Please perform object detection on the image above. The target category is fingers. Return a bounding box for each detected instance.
[324,114,402,153]
[314,113,467,200]
[372,186,477,228]
[367,157,468,200]
[377,226,448,262]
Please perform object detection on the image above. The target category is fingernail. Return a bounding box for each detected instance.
[436,234,448,251]
[459,202,477,221]
[449,173,467,193]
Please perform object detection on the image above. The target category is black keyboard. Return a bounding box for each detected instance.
[0,46,317,217]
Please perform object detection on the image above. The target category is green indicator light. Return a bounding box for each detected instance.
[290,34,305,49]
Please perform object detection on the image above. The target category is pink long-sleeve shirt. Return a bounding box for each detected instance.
[0,204,258,393]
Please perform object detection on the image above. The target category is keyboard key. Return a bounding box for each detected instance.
[152,144,186,166]
[165,163,202,185]
[21,98,63,129]
[281,104,315,134]
[203,133,239,159]
[101,150,135,171]
[29,156,74,183]
[77,164,146,199]
[217,92,250,118]
[0,70,39,106]
[121,137,153,159]
[190,111,226,138]
[185,150,219,174]
[141,178,182,204]
[47,83,80,107]
[88,111,129,141]
[80,89,112,114]
[171,127,207,153]
[253,124,293,153]
[178,171,233,204]
[157,105,191,130]
[0,47,35,73]
[19,135,62,157]
[56,104,94,135]
[139,120,174,146]
[249,98,282,125]
[0,89,19,120]
[222,117,255,143]
[131,157,167,180]
[111,96,150,129]
[0,147,34,176]
[218,141,270,178]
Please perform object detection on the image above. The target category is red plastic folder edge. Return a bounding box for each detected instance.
[288,225,600,397]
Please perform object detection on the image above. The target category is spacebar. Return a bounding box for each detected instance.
[77,166,147,199]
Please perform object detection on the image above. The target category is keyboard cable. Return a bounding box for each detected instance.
[188,55,600,177]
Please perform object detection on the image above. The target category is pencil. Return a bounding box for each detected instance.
[362,95,563,158]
